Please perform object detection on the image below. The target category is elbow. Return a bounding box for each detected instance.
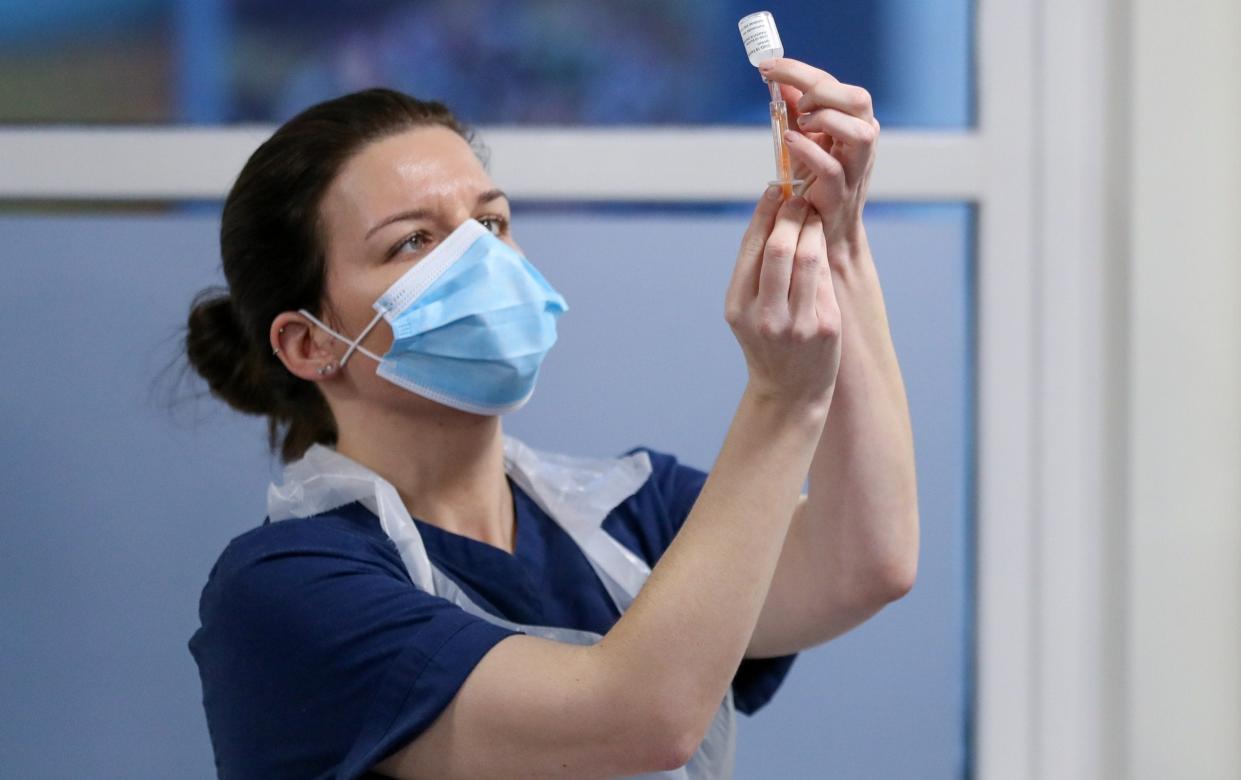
[859,509,921,604]
[881,512,920,602]
[650,715,708,772]
[628,691,713,772]
[595,645,712,774]
[879,556,917,602]
[849,557,916,607]
[649,732,698,773]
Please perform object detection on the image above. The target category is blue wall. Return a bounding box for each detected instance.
[0,203,972,777]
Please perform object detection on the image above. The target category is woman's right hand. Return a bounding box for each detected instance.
[724,188,842,413]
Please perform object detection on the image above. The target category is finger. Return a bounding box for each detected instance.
[776,81,805,124]
[794,109,877,183]
[784,130,848,191]
[796,108,878,147]
[757,196,811,311]
[770,83,829,180]
[761,57,873,121]
[760,57,838,93]
[726,186,783,310]
[798,80,874,122]
[816,241,842,331]
[788,212,826,328]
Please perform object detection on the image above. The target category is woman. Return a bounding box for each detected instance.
[187,56,918,779]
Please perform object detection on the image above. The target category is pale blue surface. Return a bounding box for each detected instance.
[0,204,972,777]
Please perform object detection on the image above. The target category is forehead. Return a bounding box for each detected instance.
[325,125,494,225]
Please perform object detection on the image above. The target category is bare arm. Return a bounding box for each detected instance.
[376,193,842,779]
[744,59,920,659]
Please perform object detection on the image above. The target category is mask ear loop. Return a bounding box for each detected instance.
[338,308,387,367]
[296,308,386,367]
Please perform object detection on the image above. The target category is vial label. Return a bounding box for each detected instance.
[738,11,783,66]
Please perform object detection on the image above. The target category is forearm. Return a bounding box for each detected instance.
[805,232,919,599]
[392,389,825,780]
[597,386,826,746]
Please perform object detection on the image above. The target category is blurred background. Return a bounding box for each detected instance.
[0,1,1236,779]
[0,0,969,126]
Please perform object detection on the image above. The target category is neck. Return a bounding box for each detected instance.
[331,398,515,554]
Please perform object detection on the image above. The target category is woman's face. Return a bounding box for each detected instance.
[315,125,520,414]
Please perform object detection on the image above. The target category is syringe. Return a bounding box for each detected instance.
[739,11,805,199]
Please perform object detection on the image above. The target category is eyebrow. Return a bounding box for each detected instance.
[364,189,509,240]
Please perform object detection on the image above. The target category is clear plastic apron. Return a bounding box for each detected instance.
[268,436,735,779]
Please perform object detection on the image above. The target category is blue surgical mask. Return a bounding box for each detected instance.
[299,218,568,415]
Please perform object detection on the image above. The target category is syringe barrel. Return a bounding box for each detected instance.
[769,99,795,197]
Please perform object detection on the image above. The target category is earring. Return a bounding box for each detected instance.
[317,362,337,376]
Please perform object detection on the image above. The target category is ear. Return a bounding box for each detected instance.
[271,311,340,382]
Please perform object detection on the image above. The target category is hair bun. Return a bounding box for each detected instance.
[185,288,274,416]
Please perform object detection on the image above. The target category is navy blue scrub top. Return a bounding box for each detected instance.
[189,447,797,779]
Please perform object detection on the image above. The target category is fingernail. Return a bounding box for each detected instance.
[783,129,798,144]
[796,114,807,127]
[765,185,781,201]
[789,196,807,209]
[759,59,774,72]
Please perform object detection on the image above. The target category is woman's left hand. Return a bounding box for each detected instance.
[759,57,879,260]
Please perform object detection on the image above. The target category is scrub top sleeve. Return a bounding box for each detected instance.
[190,530,520,780]
[630,447,799,717]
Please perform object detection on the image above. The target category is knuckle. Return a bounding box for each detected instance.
[791,320,818,342]
[821,159,846,181]
[794,251,821,273]
[723,303,743,327]
[765,239,796,260]
[741,233,766,258]
[818,313,842,338]
[855,122,878,145]
[851,86,873,111]
[756,314,788,340]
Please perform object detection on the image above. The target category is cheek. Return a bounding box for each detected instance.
[321,258,399,345]
[362,317,396,357]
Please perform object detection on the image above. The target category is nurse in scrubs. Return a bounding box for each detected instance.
[187,57,917,780]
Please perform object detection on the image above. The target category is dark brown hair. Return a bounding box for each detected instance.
[185,88,480,461]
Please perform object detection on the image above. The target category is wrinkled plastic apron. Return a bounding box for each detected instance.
[268,436,735,779]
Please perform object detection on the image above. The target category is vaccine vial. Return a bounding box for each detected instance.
[738,11,783,67]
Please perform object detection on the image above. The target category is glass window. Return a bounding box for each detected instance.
[0,1,972,127]
[0,200,974,776]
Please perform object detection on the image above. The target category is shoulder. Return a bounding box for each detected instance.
[217,501,392,567]
[196,502,406,615]
[189,504,521,778]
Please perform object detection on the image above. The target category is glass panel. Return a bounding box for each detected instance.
[0,201,973,776]
[0,1,973,127]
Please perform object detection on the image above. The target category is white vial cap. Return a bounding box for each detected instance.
[738,11,783,67]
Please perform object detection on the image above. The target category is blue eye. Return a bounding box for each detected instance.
[478,215,509,236]
[395,231,432,256]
